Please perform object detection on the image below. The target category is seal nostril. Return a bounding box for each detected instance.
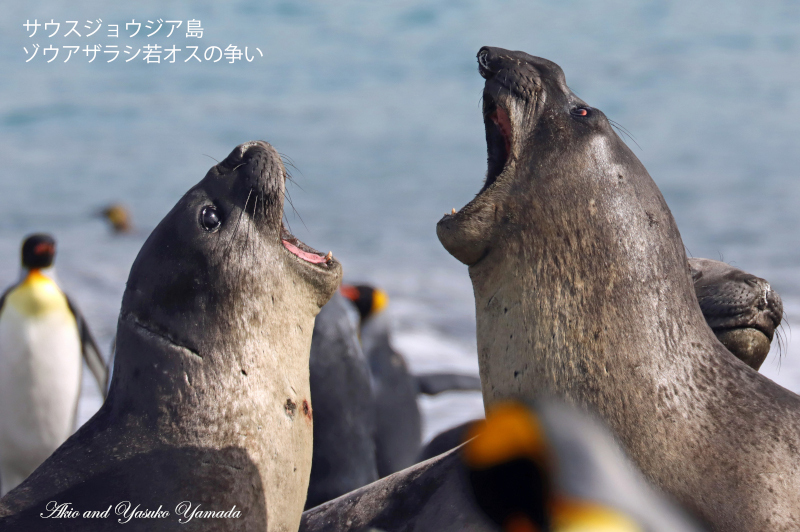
[477,48,493,79]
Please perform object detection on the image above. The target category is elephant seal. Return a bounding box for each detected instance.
[0,141,342,531]
[689,258,783,370]
[436,47,800,531]
[300,399,705,532]
[307,291,378,509]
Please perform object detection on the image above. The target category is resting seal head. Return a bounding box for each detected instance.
[689,258,783,370]
[0,141,341,532]
[437,47,800,530]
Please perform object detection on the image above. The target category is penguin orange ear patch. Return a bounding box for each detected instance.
[340,284,360,302]
[551,498,643,532]
[504,513,542,532]
[371,288,389,314]
[34,243,54,256]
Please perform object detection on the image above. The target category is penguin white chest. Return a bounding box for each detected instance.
[0,273,82,494]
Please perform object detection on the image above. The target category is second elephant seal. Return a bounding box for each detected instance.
[437,47,800,531]
[0,141,342,531]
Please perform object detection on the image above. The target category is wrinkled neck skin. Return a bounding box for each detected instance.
[469,125,714,434]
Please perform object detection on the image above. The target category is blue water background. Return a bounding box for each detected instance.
[2,1,800,437]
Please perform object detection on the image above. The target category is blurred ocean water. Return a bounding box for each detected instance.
[1,0,799,439]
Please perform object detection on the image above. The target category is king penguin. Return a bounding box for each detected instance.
[0,233,108,496]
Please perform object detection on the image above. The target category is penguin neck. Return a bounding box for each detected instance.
[19,266,57,284]
[7,267,69,317]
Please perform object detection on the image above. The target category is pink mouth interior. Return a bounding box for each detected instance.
[282,240,327,264]
[492,106,512,155]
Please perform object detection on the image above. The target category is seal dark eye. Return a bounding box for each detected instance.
[571,107,590,117]
[200,206,221,232]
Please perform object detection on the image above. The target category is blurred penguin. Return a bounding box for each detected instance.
[340,284,422,476]
[301,399,706,531]
[463,400,707,532]
[98,203,132,234]
[340,284,484,476]
[341,284,482,395]
[0,234,108,495]
[306,291,379,508]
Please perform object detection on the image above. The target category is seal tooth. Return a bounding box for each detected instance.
[325,251,333,262]
[452,208,457,214]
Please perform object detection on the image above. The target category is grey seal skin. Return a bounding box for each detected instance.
[0,141,342,531]
[416,420,474,463]
[301,400,705,532]
[306,291,379,509]
[436,47,800,531]
[689,257,783,370]
[418,259,785,462]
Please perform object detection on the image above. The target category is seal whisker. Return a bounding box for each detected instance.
[239,188,257,268]
[283,188,309,232]
[225,188,253,258]
[284,171,306,193]
[609,119,642,151]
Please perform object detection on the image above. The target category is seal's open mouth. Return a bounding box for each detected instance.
[482,91,513,194]
[281,224,333,268]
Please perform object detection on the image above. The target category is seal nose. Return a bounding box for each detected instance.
[477,47,495,79]
[218,141,281,176]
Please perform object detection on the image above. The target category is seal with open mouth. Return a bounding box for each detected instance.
[436,47,800,531]
[0,141,342,532]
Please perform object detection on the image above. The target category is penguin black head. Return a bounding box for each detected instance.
[340,284,389,322]
[21,233,56,270]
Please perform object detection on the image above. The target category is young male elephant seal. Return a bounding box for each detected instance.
[0,141,342,531]
[436,47,800,531]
